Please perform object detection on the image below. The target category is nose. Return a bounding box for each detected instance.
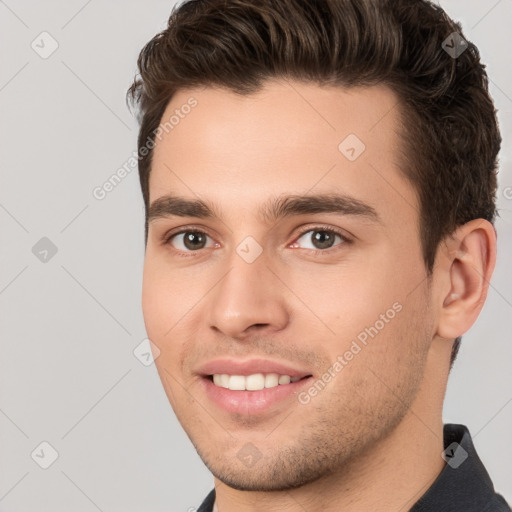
[206,255,290,341]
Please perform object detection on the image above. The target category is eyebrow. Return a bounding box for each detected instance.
[147,192,381,225]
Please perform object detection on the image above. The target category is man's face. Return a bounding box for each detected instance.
[142,80,436,490]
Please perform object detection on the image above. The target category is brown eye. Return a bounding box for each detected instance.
[292,227,348,252]
[167,231,213,251]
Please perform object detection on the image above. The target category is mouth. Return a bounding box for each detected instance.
[208,372,309,390]
[196,358,314,415]
[199,368,314,415]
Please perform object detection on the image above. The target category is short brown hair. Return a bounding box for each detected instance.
[127,0,501,366]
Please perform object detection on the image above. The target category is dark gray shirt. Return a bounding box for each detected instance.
[197,424,510,511]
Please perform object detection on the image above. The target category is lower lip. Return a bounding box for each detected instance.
[201,376,313,415]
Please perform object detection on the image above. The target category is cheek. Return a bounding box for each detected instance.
[285,259,425,380]
[141,266,167,340]
[285,262,401,341]
[141,255,196,338]
[142,256,204,376]
[142,265,186,410]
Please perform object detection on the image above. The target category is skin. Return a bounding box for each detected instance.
[142,79,496,511]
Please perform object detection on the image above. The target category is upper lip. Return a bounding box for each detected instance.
[197,358,312,378]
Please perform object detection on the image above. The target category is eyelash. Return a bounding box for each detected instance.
[162,224,351,258]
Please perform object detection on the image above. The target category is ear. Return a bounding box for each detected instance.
[435,219,497,340]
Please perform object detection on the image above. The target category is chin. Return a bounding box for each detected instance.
[197,447,336,492]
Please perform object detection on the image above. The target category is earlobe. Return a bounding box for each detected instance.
[436,219,496,340]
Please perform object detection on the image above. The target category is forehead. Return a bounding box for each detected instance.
[149,80,418,227]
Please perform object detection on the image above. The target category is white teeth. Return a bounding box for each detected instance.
[264,373,279,388]
[219,374,229,388]
[246,373,265,391]
[212,373,301,390]
[228,375,246,391]
[213,374,230,388]
[278,375,291,385]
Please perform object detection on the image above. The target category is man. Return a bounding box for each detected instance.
[127,0,510,510]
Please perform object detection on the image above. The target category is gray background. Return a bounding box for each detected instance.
[0,1,510,510]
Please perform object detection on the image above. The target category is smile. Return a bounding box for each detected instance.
[211,373,302,390]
